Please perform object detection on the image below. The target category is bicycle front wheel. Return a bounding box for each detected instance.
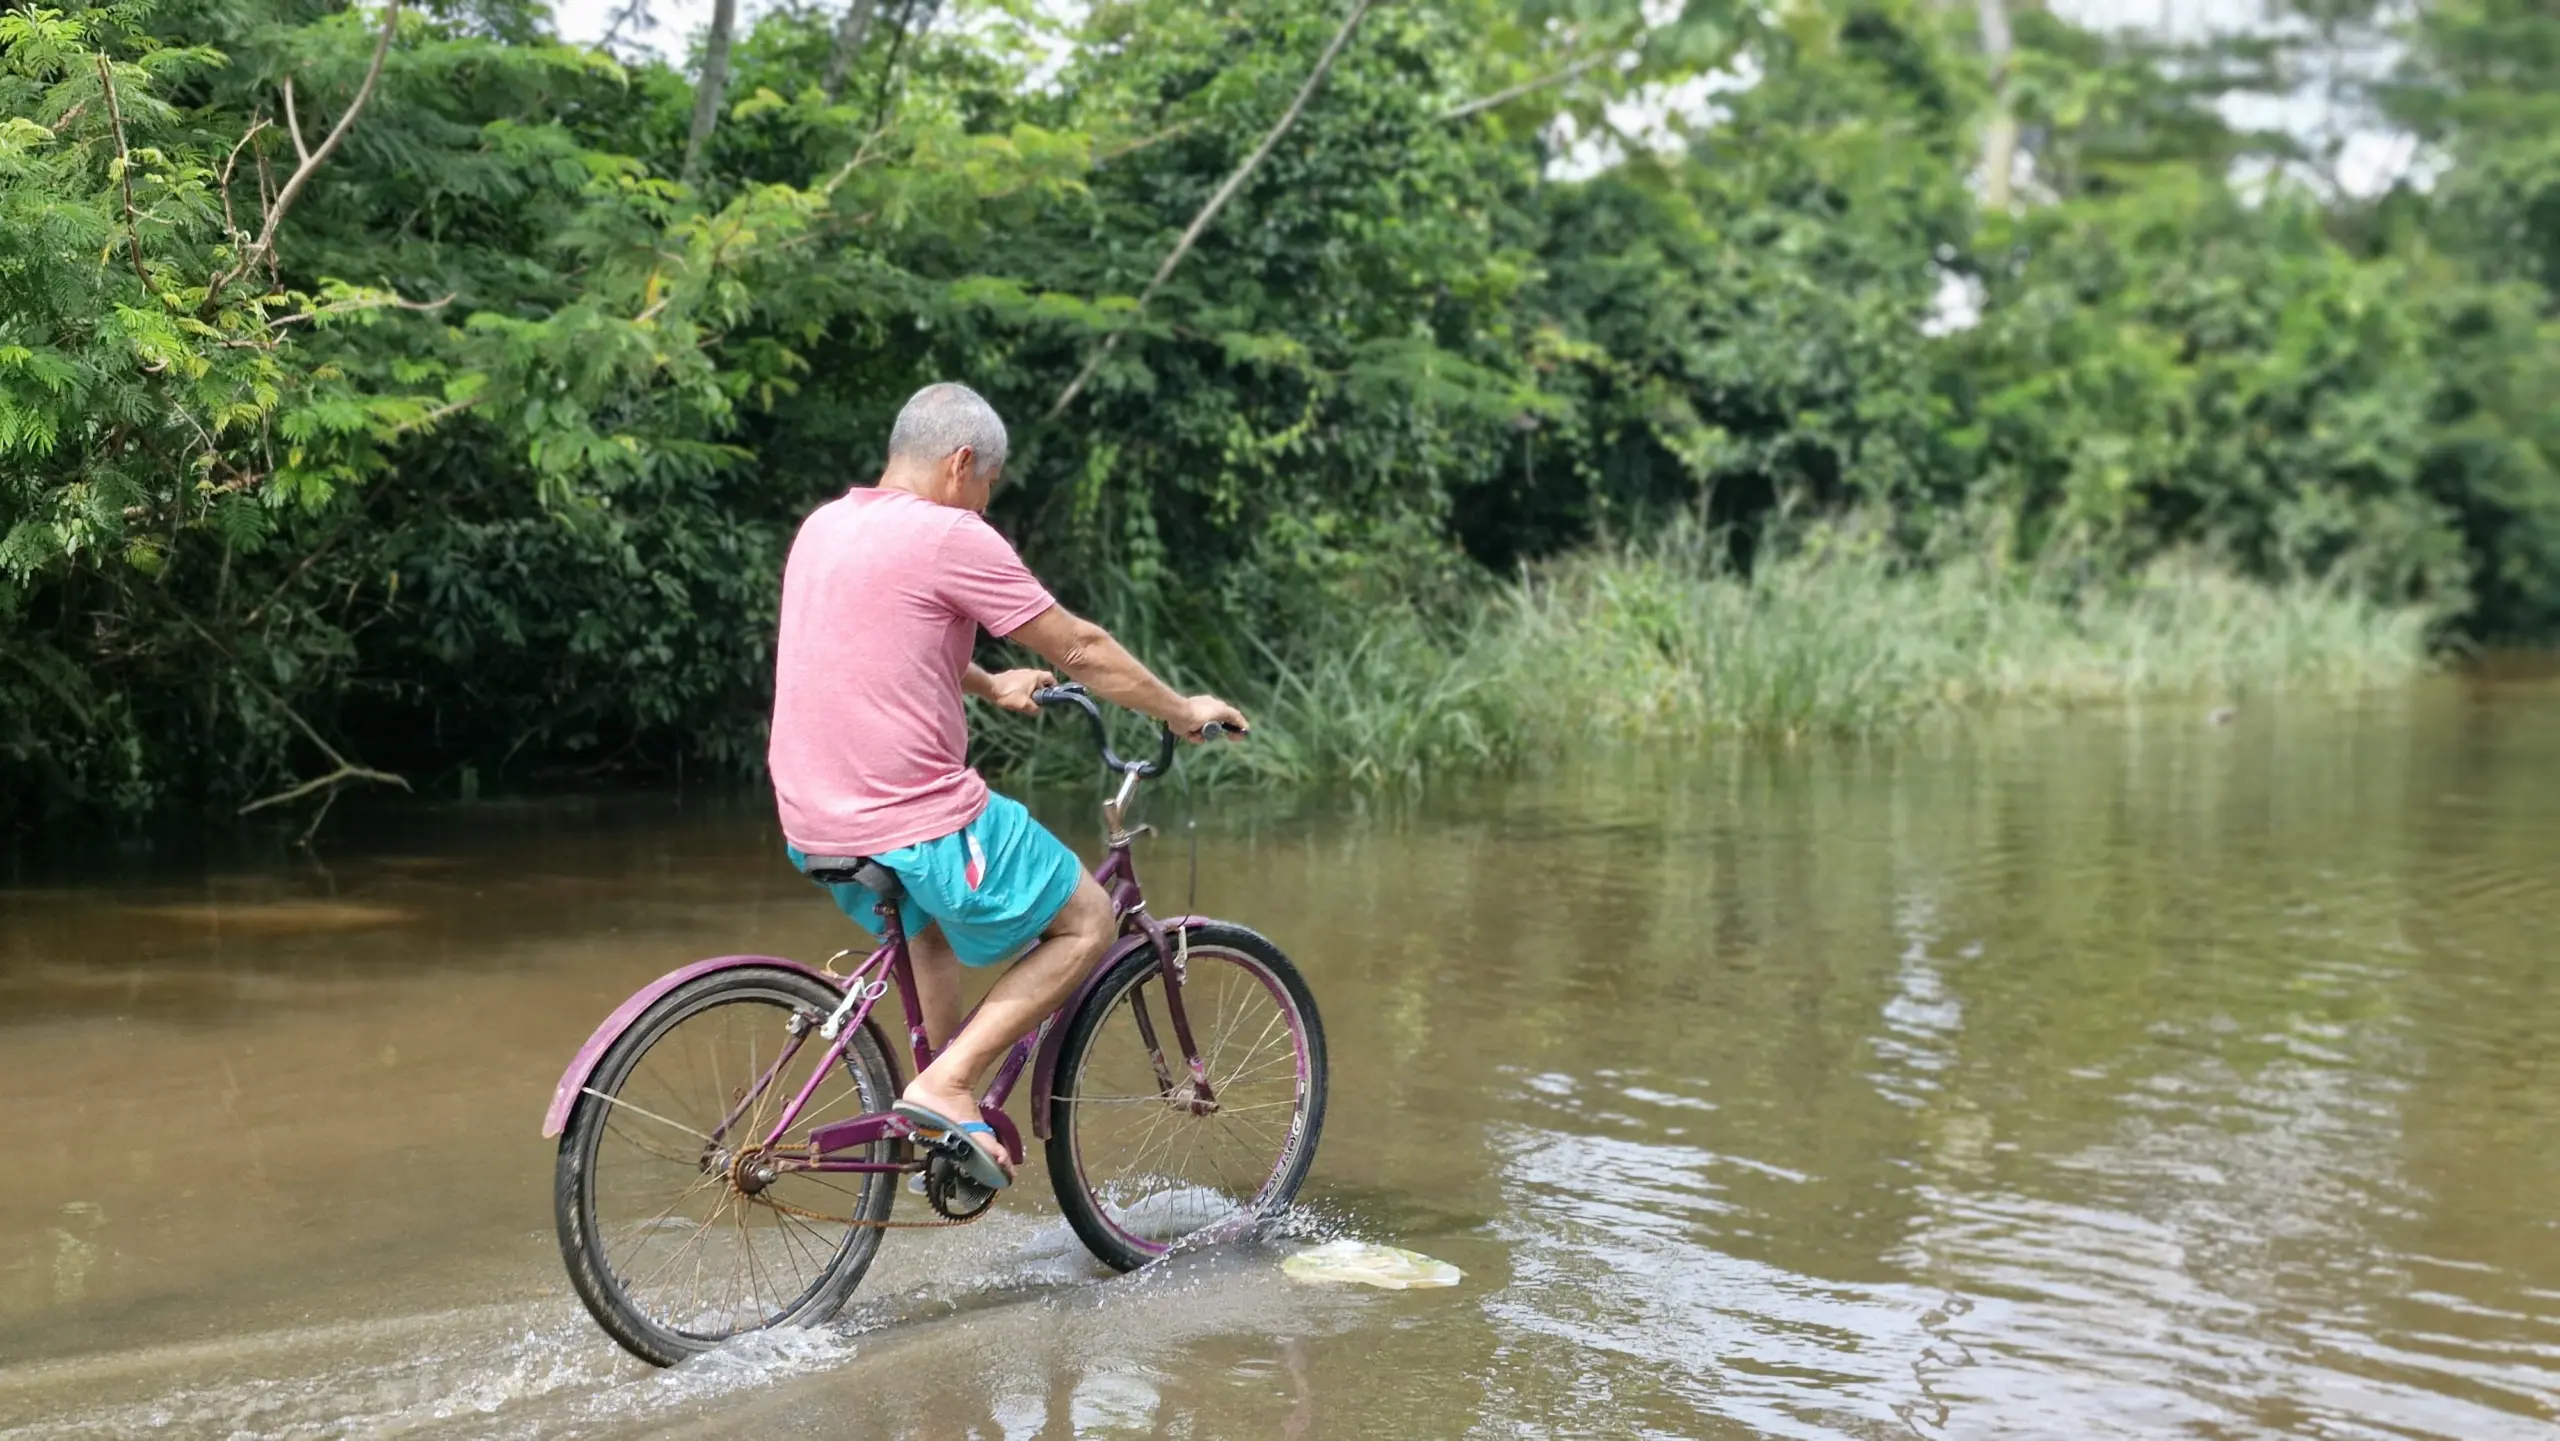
[554,966,899,1366]
[1047,922,1326,1272]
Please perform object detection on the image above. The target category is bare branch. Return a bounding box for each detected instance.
[238,759,409,817]
[1097,118,1202,165]
[1046,0,1377,423]
[821,0,879,103]
[209,1,402,307]
[680,0,739,184]
[266,289,456,328]
[817,124,891,196]
[265,6,398,251]
[164,611,410,817]
[218,116,272,244]
[1976,0,2018,211]
[281,74,314,164]
[1440,50,1618,122]
[93,56,150,284]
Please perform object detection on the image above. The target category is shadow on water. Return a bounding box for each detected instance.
[4,672,2560,1436]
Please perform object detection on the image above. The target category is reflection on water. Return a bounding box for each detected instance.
[4,674,2559,1437]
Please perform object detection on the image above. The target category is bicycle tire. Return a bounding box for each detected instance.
[1046,922,1326,1272]
[555,966,897,1366]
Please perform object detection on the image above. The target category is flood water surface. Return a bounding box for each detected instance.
[4,675,2559,1438]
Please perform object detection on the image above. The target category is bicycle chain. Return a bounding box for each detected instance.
[736,1146,1000,1230]
[748,1189,991,1230]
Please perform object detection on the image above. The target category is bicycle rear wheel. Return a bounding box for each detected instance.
[554,966,898,1366]
[1047,922,1326,1272]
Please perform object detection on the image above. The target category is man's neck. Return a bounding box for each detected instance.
[875,467,949,506]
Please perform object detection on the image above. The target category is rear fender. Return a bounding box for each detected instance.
[1028,915,1210,1140]
[540,955,903,1138]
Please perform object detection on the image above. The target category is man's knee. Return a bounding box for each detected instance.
[1051,875,1116,957]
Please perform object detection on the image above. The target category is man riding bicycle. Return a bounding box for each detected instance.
[768,382,1248,1194]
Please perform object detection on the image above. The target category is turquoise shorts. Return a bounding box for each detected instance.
[788,793,1083,968]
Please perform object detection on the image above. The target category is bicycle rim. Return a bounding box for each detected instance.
[571,974,895,1350]
[1058,938,1317,1261]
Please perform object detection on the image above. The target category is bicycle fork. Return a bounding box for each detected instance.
[1127,907,1219,1115]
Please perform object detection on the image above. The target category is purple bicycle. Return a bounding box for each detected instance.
[539,684,1326,1366]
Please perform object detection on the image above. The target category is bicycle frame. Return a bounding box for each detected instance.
[709,767,1213,1177]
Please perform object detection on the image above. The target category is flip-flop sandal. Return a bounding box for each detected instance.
[891,1101,1012,1192]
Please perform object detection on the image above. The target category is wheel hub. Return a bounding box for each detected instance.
[727,1144,777,1196]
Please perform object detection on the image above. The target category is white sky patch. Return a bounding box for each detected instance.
[1923,266,1988,337]
[552,0,706,63]
[1545,56,1760,182]
[2054,0,2425,198]
[557,0,1086,73]
[557,0,2425,198]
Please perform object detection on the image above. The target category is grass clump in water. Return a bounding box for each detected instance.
[1479,519,2433,745]
[993,517,2435,792]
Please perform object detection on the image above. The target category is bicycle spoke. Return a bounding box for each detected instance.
[582,1087,717,1144]
[604,1117,703,1168]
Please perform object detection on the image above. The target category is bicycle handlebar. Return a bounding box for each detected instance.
[1030,682,1240,776]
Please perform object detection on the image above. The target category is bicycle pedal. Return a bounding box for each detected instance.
[923,1150,998,1220]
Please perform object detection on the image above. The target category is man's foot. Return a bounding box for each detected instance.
[894,1081,1014,1186]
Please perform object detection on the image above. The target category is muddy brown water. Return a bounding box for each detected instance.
[3,675,2558,1438]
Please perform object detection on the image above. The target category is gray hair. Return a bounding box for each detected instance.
[886,382,1008,480]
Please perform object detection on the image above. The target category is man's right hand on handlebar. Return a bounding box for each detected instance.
[1175,694,1250,742]
[1009,604,1247,744]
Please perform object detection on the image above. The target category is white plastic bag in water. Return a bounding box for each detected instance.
[1281,1239,1463,1290]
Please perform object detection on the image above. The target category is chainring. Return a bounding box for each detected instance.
[922,1148,999,1220]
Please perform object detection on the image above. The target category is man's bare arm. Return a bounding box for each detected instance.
[1005,605,1248,737]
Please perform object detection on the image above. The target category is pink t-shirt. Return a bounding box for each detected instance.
[769,488,1056,855]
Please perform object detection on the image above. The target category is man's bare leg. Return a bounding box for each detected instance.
[904,924,966,1051]
[898,872,1116,1180]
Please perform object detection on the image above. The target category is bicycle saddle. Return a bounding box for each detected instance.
[795,856,903,900]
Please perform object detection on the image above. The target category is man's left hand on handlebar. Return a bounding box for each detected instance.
[967,666,1058,716]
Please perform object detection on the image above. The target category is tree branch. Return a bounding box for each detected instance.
[1045,0,1377,423]
[281,74,314,164]
[163,611,409,818]
[238,759,409,817]
[821,0,879,103]
[1440,50,1618,122]
[217,116,271,244]
[680,0,739,185]
[1975,0,2018,212]
[93,56,150,284]
[866,0,940,134]
[209,1,401,307]
[266,289,455,328]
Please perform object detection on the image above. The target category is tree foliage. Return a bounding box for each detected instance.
[1,0,2553,830]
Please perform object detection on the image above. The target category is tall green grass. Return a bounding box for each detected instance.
[990,519,2435,793]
